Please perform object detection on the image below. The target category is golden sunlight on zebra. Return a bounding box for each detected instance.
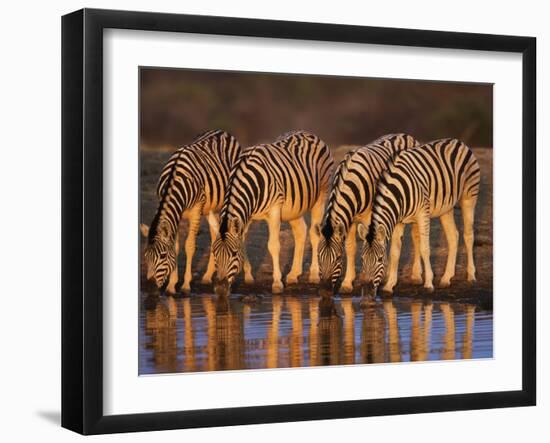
[140,132,482,300]
[138,69,494,375]
[211,130,333,295]
[140,130,242,294]
[356,138,480,305]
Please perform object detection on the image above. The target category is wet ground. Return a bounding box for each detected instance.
[139,293,493,374]
[139,145,493,373]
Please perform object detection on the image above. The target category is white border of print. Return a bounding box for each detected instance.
[103,29,522,416]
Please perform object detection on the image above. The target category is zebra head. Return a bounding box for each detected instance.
[140,222,178,292]
[356,223,388,299]
[212,217,245,295]
[316,222,346,295]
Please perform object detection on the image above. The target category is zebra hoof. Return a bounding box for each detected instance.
[308,271,320,284]
[286,275,299,285]
[165,286,178,296]
[439,279,451,288]
[423,285,434,293]
[411,276,423,285]
[244,277,255,285]
[467,276,477,284]
[200,277,213,285]
[272,282,284,294]
[180,284,191,294]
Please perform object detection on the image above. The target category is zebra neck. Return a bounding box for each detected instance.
[326,214,352,236]
[149,200,182,243]
[219,204,252,239]
[371,209,398,245]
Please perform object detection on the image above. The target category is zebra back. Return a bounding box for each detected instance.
[219,130,333,238]
[370,138,480,242]
[148,130,241,242]
[322,133,419,238]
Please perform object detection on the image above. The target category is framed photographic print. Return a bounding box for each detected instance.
[61,8,536,435]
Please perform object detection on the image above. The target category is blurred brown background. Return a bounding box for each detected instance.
[140,68,492,149]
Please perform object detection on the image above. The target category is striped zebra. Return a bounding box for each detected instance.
[140,130,242,294]
[315,133,421,295]
[212,130,334,294]
[356,138,480,300]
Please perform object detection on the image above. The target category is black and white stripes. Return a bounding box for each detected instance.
[356,138,480,299]
[140,130,241,294]
[212,130,334,294]
[316,133,421,294]
[141,130,482,299]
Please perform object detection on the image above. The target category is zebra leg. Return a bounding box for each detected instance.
[410,223,423,284]
[286,217,307,284]
[181,205,202,293]
[417,213,434,292]
[439,210,459,288]
[242,223,255,284]
[201,212,219,284]
[267,207,284,293]
[461,196,478,282]
[308,193,327,283]
[382,223,405,293]
[340,223,357,293]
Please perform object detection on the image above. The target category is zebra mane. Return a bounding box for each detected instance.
[192,128,222,143]
[148,147,185,242]
[366,168,394,245]
[157,130,227,194]
[150,132,221,242]
[321,147,361,239]
[218,147,257,239]
[320,218,334,240]
[274,129,308,142]
[365,217,377,245]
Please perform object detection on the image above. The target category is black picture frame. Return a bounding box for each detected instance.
[61,8,536,435]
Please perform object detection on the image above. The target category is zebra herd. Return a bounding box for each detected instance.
[141,129,480,302]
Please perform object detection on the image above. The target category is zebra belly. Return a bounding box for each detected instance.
[280,200,311,222]
[429,200,459,218]
[201,200,222,216]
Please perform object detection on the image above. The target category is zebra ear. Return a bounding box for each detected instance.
[158,222,171,239]
[357,223,368,241]
[228,218,243,236]
[375,225,387,243]
[208,212,220,235]
[333,224,345,240]
[140,223,150,237]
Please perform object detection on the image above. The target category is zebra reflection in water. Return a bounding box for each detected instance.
[140,296,482,373]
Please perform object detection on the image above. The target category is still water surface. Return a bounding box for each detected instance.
[139,294,493,374]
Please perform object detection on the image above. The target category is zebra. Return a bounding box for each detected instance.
[315,133,422,295]
[139,129,243,294]
[356,138,480,301]
[212,130,334,295]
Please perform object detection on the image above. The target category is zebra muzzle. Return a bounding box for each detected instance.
[353,275,366,290]
[214,277,231,297]
[318,280,334,298]
[360,281,377,299]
